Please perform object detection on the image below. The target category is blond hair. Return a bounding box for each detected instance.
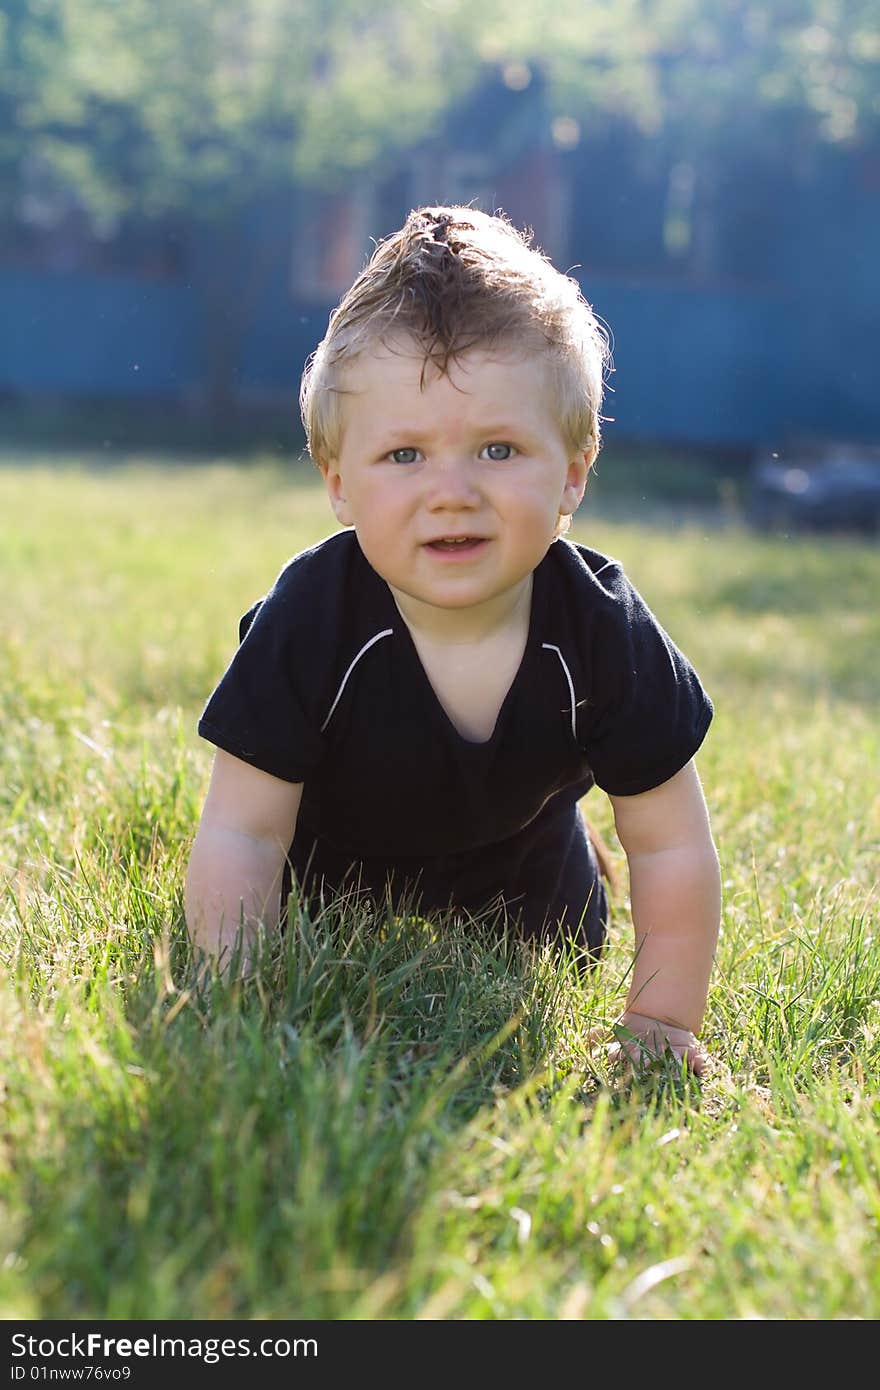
[300,206,612,526]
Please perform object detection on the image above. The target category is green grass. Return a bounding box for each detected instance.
[1,454,878,1319]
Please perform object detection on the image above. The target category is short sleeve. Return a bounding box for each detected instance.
[197,577,326,784]
[581,566,713,797]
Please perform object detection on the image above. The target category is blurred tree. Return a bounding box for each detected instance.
[1,0,495,415]
[495,0,880,150]
[2,0,877,413]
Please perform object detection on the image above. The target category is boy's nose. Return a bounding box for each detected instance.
[424,456,481,509]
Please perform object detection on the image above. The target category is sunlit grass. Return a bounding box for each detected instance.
[1,456,878,1318]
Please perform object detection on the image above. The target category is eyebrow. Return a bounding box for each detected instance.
[374,429,433,446]
[473,424,533,437]
[374,423,536,446]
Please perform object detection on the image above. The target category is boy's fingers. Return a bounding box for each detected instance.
[616,1015,705,1070]
[681,1042,705,1076]
[606,1035,705,1076]
[588,1019,707,1076]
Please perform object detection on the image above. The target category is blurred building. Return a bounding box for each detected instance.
[1,77,878,450]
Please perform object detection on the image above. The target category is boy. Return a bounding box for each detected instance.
[185,207,721,1072]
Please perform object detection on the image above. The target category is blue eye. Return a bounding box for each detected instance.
[482,442,514,461]
[389,447,419,464]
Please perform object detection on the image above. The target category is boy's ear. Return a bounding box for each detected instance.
[559,449,591,516]
[323,462,354,527]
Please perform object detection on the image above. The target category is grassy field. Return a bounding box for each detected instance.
[1,454,878,1320]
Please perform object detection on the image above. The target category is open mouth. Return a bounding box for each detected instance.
[426,537,486,552]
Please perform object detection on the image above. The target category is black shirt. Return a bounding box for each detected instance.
[197,530,712,923]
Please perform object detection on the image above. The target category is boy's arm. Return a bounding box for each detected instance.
[185,749,303,977]
[608,760,721,1071]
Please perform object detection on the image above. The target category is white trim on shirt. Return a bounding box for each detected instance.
[321,629,394,732]
[542,643,578,742]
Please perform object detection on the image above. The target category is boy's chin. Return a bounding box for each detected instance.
[386,572,535,618]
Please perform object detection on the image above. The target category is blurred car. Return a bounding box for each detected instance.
[746,442,880,534]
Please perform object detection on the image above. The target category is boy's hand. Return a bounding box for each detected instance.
[609,1010,707,1076]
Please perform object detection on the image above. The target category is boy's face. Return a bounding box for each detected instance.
[322,340,588,621]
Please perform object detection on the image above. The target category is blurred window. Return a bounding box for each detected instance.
[3,159,186,278]
[2,215,186,278]
[712,157,792,287]
[569,128,671,279]
[568,124,797,290]
[289,171,416,303]
[290,184,375,303]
